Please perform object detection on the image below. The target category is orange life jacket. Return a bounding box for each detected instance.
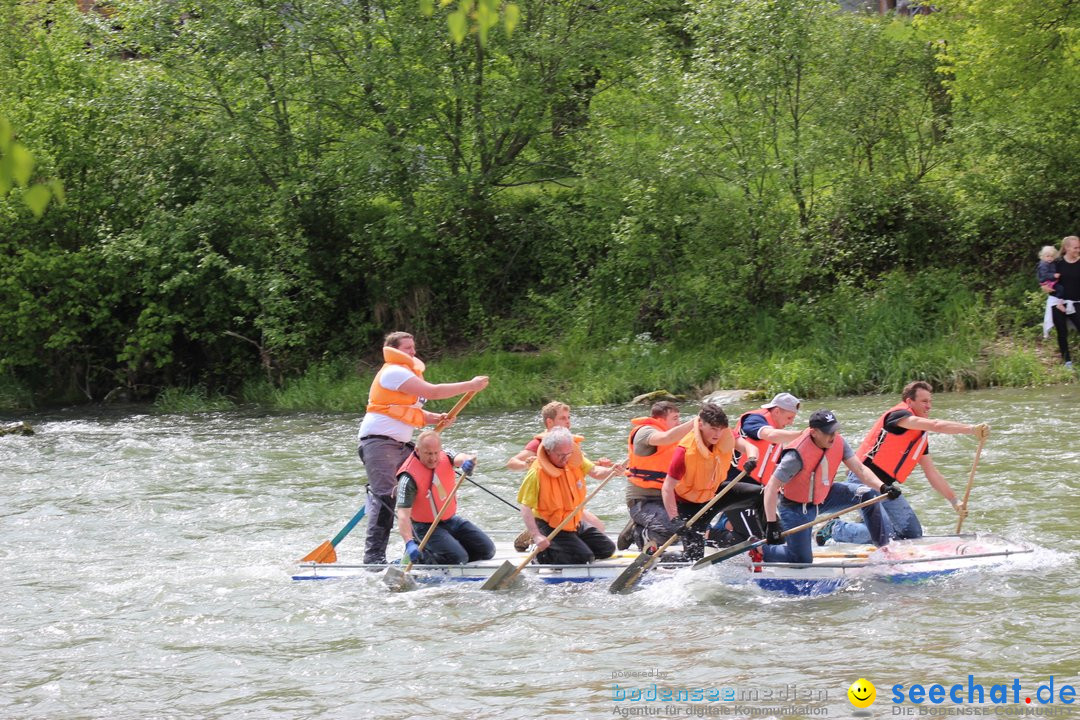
[531,431,585,446]
[532,438,587,532]
[365,346,427,427]
[856,402,928,484]
[397,451,457,523]
[779,429,845,505]
[673,420,735,504]
[626,417,676,490]
[735,409,784,484]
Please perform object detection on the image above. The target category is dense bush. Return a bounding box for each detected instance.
[2,0,1078,409]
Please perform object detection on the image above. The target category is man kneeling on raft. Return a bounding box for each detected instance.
[395,430,495,565]
[760,410,900,565]
[516,427,626,565]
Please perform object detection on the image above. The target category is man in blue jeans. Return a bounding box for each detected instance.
[394,430,495,565]
[823,381,989,545]
[761,410,901,564]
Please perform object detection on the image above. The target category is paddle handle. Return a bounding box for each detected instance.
[955,434,986,534]
[506,458,627,582]
[403,469,468,573]
[692,492,890,570]
[464,474,520,512]
[434,391,477,433]
[330,506,366,547]
[781,492,889,539]
[614,470,750,591]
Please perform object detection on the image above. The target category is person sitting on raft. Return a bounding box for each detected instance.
[760,410,899,565]
[394,430,495,565]
[656,403,764,562]
[516,427,625,565]
[505,401,612,471]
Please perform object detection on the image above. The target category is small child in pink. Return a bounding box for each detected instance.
[1038,245,1060,293]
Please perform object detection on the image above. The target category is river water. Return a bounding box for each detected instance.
[2,387,1077,719]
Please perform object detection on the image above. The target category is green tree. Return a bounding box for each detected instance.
[927,0,1080,270]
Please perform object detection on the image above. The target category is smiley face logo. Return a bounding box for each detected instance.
[848,678,876,708]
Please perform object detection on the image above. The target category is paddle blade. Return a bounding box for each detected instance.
[691,539,762,570]
[480,560,517,591]
[301,541,337,564]
[607,552,652,594]
[382,565,418,592]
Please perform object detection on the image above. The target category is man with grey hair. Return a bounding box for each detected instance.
[515,427,624,564]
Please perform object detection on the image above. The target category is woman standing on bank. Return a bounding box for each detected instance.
[1050,235,1080,368]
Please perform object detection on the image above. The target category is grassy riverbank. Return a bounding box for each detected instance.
[3,324,1069,415]
[152,271,1073,414]
[2,269,1073,415]
[215,337,1067,415]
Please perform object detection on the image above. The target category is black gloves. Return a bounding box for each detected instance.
[765,520,784,545]
[885,484,902,500]
[743,457,758,474]
[666,516,689,536]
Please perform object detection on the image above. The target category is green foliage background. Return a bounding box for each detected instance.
[1,0,1078,410]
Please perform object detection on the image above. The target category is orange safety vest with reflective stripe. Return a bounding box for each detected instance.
[779,429,844,505]
[626,417,676,490]
[398,451,457,523]
[735,409,784,484]
[532,438,587,532]
[365,346,427,427]
[673,420,736,504]
[856,403,928,484]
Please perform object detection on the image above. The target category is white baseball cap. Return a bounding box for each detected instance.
[762,392,801,413]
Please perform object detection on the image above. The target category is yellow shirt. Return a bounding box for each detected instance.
[517,457,595,512]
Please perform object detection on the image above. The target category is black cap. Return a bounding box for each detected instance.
[808,409,840,435]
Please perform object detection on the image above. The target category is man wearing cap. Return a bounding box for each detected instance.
[822,380,990,546]
[760,409,901,564]
[714,393,806,543]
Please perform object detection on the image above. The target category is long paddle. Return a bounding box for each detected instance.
[481,460,626,591]
[608,470,748,594]
[383,469,468,591]
[299,390,478,564]
[691,493,890,570]
[955,431,987,534]
[434,390,477,432]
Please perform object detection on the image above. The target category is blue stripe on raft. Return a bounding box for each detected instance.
[885,568,960,584]
[753,578,849,596]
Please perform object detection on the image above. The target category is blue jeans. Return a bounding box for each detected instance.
[828,473,924,544]
[762,480,889,564]
[411,515,495,565]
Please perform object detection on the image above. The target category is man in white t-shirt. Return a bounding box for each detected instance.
[358,331,488,564]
